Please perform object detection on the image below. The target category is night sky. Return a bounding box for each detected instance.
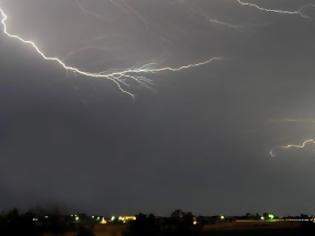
[1,0,315,216]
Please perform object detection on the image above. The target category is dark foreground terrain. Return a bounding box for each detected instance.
[201,222,315,236]
[2,209,315,236]
[91,222,315,236]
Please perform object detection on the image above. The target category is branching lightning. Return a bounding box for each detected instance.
[236,0,313,19]
[0,6,222,99]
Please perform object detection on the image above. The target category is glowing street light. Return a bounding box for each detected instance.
[100,217,108,225]
[268,214,275,220]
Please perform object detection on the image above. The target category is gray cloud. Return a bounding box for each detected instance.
[0,0,315,215]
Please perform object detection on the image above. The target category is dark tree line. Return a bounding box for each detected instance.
[126,210,202,236]
[2,208,315,236]
[0,208,95,236]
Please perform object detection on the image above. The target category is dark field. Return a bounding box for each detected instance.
[201,222,314,236]
[85,222,315,236]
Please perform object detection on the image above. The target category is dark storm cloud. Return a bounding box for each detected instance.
[1,0,315,215]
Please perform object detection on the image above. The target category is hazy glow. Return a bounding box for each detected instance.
[271,118,315,125]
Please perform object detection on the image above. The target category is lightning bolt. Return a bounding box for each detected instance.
[281,139,315,149]
[269,118,315,157]
[0,5,222,99]
[236,0,313,19]
[270,138,315,158]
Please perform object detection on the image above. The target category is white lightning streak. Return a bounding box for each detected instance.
[177,1,245,30]
[74,0,107,22]
[208,18,242,30]
[133,58,222,73]
[236,0,312,19]
[117,0,149,27]
[0,6,222,99]
[270,139,315,158]
[269,118,315,157]
[281,139,315,149]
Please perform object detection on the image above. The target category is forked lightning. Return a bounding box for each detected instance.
[0,6,222,99]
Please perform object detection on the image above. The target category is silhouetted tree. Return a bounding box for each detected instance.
[76,226,95,236]
[0,209,42,236]
[126,213,159,236]
[168,210,196,236]
[45,214,67,235]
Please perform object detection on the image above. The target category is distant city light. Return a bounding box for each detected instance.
[220,215,225,220]
[193,220,198,225]
[260,216,265,220]
[117,216,137,223]
[111,216,116,221]
[268,214,275,220]
[100,217,108,224]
